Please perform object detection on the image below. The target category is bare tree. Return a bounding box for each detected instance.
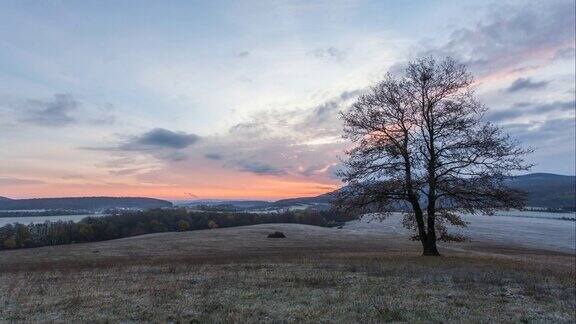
[337,57,532,256]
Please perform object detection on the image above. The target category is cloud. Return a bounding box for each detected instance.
[499,116,575,174]
[302,89,360,134]
[338,90,361,101]
[205,153,223,160]
[425,1,575,75]
[237,51,250,58]
[488,100,575,122]
[21,94,78,127]
[184,90,357,178]
[61,175,87,180]
[121,128,200,151]
[0,177,45,186]
[81,128,201,172]
[163,151,188,161]
[505,78,549,92]
[234,161,287,176]
[108,168,144,176]
[554,47,576,60]
[308,46,346,62]
[89,103,117,125]
[2,94,117,130]
[228,120,269,138]
[504,117,575,156]
[116,90,356,183]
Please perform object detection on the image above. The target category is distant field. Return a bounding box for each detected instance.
[0,223,574,322]
[0,214,109,226]
[347,213,576,254]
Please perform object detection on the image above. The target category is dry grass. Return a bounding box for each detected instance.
[1,253,574,323]
[1,224,574,322]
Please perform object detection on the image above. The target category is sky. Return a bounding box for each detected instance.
[0,0,574,200]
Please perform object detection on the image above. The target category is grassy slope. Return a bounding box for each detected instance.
[0,224,574,322]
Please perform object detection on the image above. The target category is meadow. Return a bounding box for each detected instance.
[1,223,574,322]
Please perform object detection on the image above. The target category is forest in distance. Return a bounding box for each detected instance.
[0,208,351,250]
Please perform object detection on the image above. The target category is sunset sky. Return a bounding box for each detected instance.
[0,0,574,200]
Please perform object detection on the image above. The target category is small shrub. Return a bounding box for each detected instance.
[267,231,286,238]
[208,220,219,229]
[177,220,190,231]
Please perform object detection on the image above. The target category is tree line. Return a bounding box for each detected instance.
[0,210,94,218]
[0,208,351,250]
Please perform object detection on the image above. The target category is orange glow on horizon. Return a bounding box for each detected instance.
[1,178,340,201]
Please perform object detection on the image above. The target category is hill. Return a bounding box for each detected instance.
[0,196,173,211]
[271,173,576,209]
[181,199,273,209]
[272,192,335,207]
[505,173,575,208]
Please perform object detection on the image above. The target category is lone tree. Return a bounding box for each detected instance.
[337,57,532,256]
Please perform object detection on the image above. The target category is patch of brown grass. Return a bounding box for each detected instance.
[0,253,574,322]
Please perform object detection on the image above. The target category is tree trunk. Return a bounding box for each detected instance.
[407,194,429,254]
[422,236,440,256]
[423,212,440,256]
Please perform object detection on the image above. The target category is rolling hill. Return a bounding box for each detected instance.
[0,196,173,211]
[273,173,576,209]
[272,192,335,207]
[505,173,575,208]
[182,200,273,209]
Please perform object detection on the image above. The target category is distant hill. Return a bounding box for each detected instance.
[179,194,336,210]
[0,196,13,202]
[272,192,335,207]
[181,200,273,209]
[505,173,575,208]
[271,173,576,209]
[0,197,173,211]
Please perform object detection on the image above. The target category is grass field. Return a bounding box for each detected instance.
[1,224,574,322]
